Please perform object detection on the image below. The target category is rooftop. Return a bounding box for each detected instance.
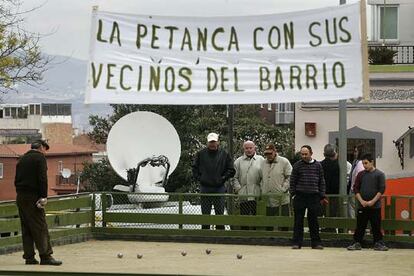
[0,144,98,158]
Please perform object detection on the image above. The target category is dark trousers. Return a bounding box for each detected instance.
[16,193,53,260]
[240,201,257,230]
[321,196,340,232]
[353,208,383,243]
[266,204,289,231]
[200,186,226,230]
[292,193,322,246]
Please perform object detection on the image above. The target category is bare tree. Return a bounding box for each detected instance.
[0,0,50,94]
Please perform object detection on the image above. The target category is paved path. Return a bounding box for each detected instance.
[1,240,413,275]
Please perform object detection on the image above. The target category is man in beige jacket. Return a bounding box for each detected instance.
[232,141,264,230]
[260,143,293,231]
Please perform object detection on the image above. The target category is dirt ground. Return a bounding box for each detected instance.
[0,240,414,275]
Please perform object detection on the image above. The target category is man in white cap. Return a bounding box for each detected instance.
[192,132,235,230]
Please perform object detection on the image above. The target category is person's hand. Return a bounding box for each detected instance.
[366,200,375,207]
[360,200,368,208]
[36,198,47,209]
[320,197,329,206]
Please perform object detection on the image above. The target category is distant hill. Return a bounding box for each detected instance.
[2,55,112,131]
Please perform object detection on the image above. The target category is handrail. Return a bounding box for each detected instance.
[1,192,413,252]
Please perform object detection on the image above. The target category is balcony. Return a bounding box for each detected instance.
[368,45,414,64]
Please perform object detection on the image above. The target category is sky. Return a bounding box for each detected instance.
[20,0,361,60]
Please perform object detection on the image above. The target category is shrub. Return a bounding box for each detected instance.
[368,47,397,65]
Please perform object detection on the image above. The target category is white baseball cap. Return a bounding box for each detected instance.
[207,132,219,142]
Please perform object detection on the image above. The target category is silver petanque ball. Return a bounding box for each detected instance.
[181,251,187,256]
[236,254,242,259]
[205,249,212,255]
[117,253,123,258]
[137,254,143,259]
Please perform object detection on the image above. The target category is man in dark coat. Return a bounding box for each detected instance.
[192,132,235,230]
[14,140,62,265]
[321,144,340,232]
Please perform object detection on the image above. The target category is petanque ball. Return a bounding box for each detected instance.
[205,249,212,255]
[137,254,143,259]
[117,253,123,258]
[236,254,242,259]
[181,251,187,256]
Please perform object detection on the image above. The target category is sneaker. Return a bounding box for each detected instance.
[40,257,63,266]
[347,242,362,251]
[373,242,389,251]
[25,258,39,265]
[311,244,324,250]
[291,244,301,249]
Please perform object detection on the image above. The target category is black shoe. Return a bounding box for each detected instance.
[312,244,324,250]
[25,258,39,265]
[291,245,301,249]
[373,241,389,251]
[347,242,362,251]
[40,258,62,266]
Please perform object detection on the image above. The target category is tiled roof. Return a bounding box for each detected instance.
[0,144,98,158]
[0,145,19,157]
[73,134,106,152]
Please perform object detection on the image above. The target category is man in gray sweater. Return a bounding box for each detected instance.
[347,153,388,251]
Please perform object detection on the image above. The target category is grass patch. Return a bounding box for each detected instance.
[369,65,414,73]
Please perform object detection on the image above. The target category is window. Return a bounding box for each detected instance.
[35,104,41,115]
[29,104,40,115]
[0,163,3,179]
[267,104,272,111]
[10,107,17,118]
[410,132,414,159]
[379,6,398,40]
[275,103,294,124]
[41,104,71,116]
[17,106,28,118]
[58,161,63,173]
[372,5,399,41]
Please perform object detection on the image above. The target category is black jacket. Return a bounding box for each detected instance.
[192,147,235,188]
[14,150,48,198]
[321,158,340,194]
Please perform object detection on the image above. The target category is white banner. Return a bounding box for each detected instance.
[85,3,364,104]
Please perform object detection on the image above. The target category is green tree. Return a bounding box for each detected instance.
[81,159,128,192]
[233,105,295,160]
[87,104,294,192]
[0,0,50,94]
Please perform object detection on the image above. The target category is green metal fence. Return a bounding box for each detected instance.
[1,192,414,251]
[0,193,92,252]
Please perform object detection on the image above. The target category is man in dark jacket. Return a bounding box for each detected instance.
[192,132,235,230]
[14,140,62,266]
[321,144,340,232]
